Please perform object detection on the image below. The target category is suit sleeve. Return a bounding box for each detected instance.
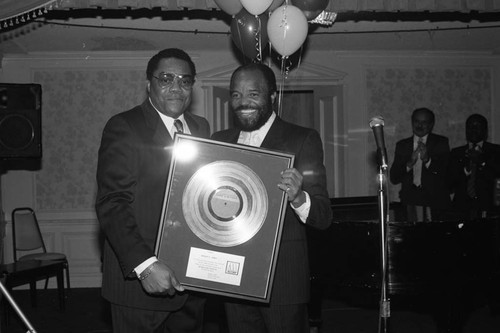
[426,137,450,177]
[481,143,500,181]
[95,116,153,278]
[390,140,409,185]
[447,147,465,191]
[296,130,332,230]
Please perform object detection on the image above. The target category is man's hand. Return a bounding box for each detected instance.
[466,145,484,164]
[418,141,429,163]
[140,261,185,296]
[407,147,421,168]
[278,168,306,207]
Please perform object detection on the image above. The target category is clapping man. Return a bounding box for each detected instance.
[390,108,451,222]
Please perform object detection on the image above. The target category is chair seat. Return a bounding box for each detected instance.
[19,252,67,261]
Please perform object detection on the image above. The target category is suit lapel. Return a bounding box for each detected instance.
[222,129,241,144]
[482,141,492,155]
[261,116,285,149]
[425,133,434,154]
[184,112,204,137]
[141,100,172,147]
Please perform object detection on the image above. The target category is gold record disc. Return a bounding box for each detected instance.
[182,160,268,247]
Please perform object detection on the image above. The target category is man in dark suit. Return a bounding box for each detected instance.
[446,113,500,332]
[95,48,210,333]
[448,113,500,219]
[390,107,451,222]
[211,63,332,333]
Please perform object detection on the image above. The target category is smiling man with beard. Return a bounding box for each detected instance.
[211,63,332,333]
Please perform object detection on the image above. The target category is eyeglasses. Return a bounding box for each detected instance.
[152,73,194,89]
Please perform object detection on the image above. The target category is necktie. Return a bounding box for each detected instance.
[413,138,423,187]
[174,119,184,134]
[467,144,477,198]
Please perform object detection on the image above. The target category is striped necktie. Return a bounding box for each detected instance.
[174,119,184,134]
[413,138,423,187]
[467,144,477,198]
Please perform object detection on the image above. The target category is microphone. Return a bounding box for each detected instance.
[369,116,389,169]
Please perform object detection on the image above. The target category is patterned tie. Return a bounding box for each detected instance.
[467,144,477,198]
[413,138,423,187]
[174,119,184,134]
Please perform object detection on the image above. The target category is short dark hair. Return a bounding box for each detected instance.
[146,48,196,80]
[466,113,487,127]
[230,63,277,93]
[412,107,435,123]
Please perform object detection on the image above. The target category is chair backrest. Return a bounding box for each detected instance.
[11,207,47,261]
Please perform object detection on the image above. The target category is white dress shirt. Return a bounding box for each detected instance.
[149,97,191,137]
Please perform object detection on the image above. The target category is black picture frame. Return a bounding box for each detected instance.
[155,134,294,302]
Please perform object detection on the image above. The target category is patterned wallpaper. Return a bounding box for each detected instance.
[30,65,493,210]
[33,69,146,211]
[365,66,492,199]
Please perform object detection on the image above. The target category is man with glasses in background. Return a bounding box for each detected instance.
[96,48,210,333]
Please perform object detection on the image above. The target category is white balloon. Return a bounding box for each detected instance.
[267,5,308,57]
[240,0,273,16]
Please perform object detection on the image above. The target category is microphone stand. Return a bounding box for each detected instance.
[377,162,390,333]
[0,279,37,332]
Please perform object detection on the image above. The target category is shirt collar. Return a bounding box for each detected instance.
[414,134,428,144]
[469,141,483,148]
[238,112,276,147]
[148,97,188,136]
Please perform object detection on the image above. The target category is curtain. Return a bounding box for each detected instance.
[2,0,500,29]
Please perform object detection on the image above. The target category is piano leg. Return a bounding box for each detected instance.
[308,274,325,331]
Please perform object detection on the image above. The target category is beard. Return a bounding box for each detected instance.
[233,100,273,132]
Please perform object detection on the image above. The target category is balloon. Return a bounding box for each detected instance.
[291,0,329,20]
[267,5,308,57]
[231,8,269,60]
[240,0,273,16]
[268,0,285,12]
[214,0,243,16]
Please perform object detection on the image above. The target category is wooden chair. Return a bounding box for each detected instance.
[11,207,70,292]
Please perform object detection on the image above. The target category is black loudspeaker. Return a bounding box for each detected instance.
[0,83,42,158]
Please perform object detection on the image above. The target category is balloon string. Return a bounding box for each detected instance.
[288,45,303,82]
[278,56,287,118]
[284,57,291,81]
[267,10,272,66]
[255,16,262,63]
[296,45,303,72]
[235,20,246,64]
[268,39,272,67]
[280,5,287,61]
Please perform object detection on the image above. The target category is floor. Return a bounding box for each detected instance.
[2,286,500,333]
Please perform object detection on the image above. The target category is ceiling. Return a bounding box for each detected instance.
[1,8,500,56]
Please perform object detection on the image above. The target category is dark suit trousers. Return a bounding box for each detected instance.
[225,301,309,333]
[110,294,205,333]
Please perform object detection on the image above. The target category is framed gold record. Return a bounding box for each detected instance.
[182,160,268,247]
[155,134,294,302]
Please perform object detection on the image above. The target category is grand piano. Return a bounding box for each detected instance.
[307,196,500,331]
